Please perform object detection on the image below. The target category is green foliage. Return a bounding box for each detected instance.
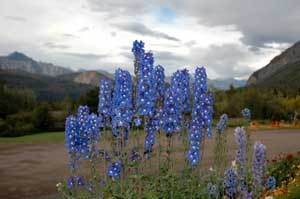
[0,82,36,118]
[268,154,300,187]
[32,103,53,130]
[0,69,92,101]
[214,87,300,120]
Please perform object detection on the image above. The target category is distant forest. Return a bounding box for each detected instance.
[1,81,300,137]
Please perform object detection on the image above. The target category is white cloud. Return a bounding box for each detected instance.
[0,0,298,79]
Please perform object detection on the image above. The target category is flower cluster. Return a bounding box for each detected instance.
[107,160,122,180]
[207,182,218,197]
[65,106,102,159]
[265,176,276,190]
[65,115,79,154]
[132,40,145,59]
[153,65,165,101]
[98,79,113,123]
[241,108,251,120]
[204,92,214,138]
[252,141,266,191]
[136,51,156,116]
[144,109,162,154]
[112,69,133,131]
[187,67,212,166]
[171,69,191,114]
[223,168,238,198]
[162,87,181,136]
[67,176,85,189]
[234,127,247,177]
[216,113,228,133]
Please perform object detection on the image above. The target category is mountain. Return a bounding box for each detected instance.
[0,52,114,100]
[247,41,300,87]
[58,71,111,87]
[208,78,246,90]
[0,52,73,76]
[0,69,93,101]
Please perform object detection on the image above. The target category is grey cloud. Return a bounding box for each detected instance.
[78,27,90,32]
[168,0,300,47]
[154,51,187,62]
[115,22,180,42]
[62,34,79,38]
[88,0,300,47]
[63,52,107,59]
[111,32,117,37]
[4,16,27,22]
[44,42,70,49]
[189,44,254,78]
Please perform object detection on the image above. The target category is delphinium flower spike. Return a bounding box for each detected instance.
[161,86,181,136]
[252,141,266,195]
[98,79,113,126]
[107,160,123,180]
[187,67,210,166]
[241,108,251,120]
[265,176,276,190]
[136,51,156,117]
[76,105,91,158]
[65,115,79,170]
[216,114,228,133]
[112,68,133,135]
[143,65,165,155]
[214,113,229,175]
[234,127,248,193]
[132,40,145,75]
[223,168,238,198]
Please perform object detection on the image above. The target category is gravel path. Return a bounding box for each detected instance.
[0,129,299,199]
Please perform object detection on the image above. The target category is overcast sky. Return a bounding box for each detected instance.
[0,0,299,79]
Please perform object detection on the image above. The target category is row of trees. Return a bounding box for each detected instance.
[214,86,300,121]
[1,81,299,137]
[0,83,76,136]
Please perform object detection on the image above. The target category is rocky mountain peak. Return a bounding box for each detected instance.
[247,41,300,85]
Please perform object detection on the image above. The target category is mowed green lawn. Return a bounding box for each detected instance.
[0,132,65,144]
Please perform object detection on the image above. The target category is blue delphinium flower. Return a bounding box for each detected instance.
[86,113,102,142]
[65,115,79,154]
[136,51,156,117]
[112,68,133,130]
[134,117,142,126]
[187,67,211,166]
[107,160,122,180]
[223,168,238,198]
[171,69,191,114]
[76,106,91,158]
[162,87,181,136]
[234,127,247,176]
[241,108,251,120]
[129,148,141,162]
[265,176,276,190]
[216,114,228,133]
[207,182,218,197]
[98,79,113,125]
[67,176,85,189]
[252,141,266,192]
[204,92,214,138]
[132,40,145,60]
[65,106,102,161]
[144,111,161,154]
[234,127,248,192]
[153,65,165,101]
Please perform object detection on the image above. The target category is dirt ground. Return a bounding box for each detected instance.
[0,129,300,199]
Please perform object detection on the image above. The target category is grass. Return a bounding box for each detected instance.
[0,131,64,144]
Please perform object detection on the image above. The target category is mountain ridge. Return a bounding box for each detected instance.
[0,51,73,76]
[247,41,300,86]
